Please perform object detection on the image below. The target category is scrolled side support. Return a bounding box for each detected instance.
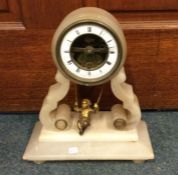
[39,71,71,130]
[111,68,141,130]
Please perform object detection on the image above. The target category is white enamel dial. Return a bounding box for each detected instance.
[57,22,121,85]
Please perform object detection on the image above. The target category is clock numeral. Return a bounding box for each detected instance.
[75,30,80,35]
[107,39,112,43]
[106,61,112,65]
[64,50,69,53]
[99,30,103,35]
[88,71,91,76]
[110,51,115,54]
[76,68,80,73]
[87,26,92,32]
[99,69,102,73]
[67,60,72,65]
[67,40,72,42]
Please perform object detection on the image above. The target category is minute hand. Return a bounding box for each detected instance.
[71,47,108,53]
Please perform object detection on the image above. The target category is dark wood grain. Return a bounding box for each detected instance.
[20,0,82,28]
[83,0,98,6]
[0,0,8,11]
[0,0,178,111]
[0,0,23,30]
[98,0,178,11]
[0,28,178,111]
[154,30,178,108]
[113,11,178,23]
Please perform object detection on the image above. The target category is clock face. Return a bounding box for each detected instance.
[57,22,122,85]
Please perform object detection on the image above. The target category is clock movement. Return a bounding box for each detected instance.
[23,7,154,163]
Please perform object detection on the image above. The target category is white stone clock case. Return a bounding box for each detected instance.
[23,7,154,163]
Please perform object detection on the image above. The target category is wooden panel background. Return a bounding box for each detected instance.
[0,0,8,11]
[0,0,178,112]
[98,0,178,11]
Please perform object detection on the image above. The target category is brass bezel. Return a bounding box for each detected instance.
[55,20,124,86]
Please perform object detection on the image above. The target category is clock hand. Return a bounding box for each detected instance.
[70,47,85,52]
[71,47,108,53]
[93,48,108,53]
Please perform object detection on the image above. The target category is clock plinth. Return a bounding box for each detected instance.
[23,117,154,162]
[23,68,154,162]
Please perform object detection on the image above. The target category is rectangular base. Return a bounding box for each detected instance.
[23,120,154,162]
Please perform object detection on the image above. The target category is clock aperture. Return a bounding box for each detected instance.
[70,34,109,71]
